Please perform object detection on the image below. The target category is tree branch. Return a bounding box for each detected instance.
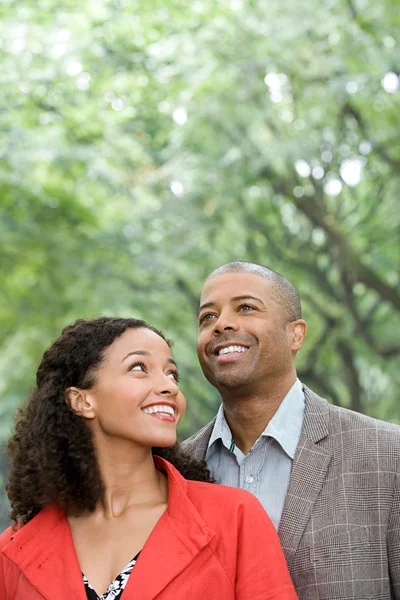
[337,339,363,413]
[296,194,400,311]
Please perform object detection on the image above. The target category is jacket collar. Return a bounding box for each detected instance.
[126,457,215,600]
[1,457,215,600]
[301,385,330,443]
[278,386,331,565]
[2,504,87,599]
[182,418,216,460]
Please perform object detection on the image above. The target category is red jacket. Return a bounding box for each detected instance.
[0,457,297,600]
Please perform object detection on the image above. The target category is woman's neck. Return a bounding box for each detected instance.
[92,438,167,519]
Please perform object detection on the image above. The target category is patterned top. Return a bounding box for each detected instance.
[206,379,305,530]
[83,552,140,600]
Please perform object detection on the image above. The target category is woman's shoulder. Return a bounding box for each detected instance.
[0,524,17,550]
[183,480,278,550]
[0,505,65,552]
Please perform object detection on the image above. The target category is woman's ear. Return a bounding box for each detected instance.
[65,387,96,420]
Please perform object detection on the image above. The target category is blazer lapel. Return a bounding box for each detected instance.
[126,457,215,600]
[278,388,331,568]
[181,418,215,460]
[2,505,86,600]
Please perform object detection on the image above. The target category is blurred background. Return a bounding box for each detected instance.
[1,0,399,529]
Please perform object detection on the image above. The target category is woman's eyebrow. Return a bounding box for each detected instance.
[122,350,150,362]
[121,351,177,367]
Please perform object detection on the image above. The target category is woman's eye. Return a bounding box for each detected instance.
[129,362,146,372]
[168,371,180,382]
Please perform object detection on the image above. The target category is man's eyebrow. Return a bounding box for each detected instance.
[197,295,266,317]
[197,302,215,317]
[121,350,177,367]
[231,295,266,307]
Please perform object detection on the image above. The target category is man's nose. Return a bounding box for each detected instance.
[213,312,240,334]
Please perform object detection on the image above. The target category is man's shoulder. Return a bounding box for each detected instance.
[304,385,400,444]
[181,417,216,459]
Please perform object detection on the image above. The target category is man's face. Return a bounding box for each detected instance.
[197,272,300,394]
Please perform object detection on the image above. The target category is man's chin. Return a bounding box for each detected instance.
[213,372,251,393]
[202,363,251,392]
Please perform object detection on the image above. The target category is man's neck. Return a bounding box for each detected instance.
[221,377,297,455]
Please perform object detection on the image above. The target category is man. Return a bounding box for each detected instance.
[183,261,400,600]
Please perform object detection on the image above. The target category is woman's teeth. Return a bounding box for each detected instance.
[142,405,175,416]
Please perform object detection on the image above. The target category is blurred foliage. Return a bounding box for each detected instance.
[1,0,400,525]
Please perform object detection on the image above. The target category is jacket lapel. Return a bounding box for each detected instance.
[181,418,215,460]
[126,457,215,600]
[2,505,86,600]
[278,387,331,567]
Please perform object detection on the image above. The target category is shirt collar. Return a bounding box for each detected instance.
[206,378,305,460]
[263,378,305,459]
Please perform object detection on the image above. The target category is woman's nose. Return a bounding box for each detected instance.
[155,374,178,396]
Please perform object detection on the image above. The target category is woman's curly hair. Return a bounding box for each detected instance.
[6,317,212,526]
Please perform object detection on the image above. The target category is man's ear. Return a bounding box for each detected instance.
[289,319,307,353]
[65,387,96,420]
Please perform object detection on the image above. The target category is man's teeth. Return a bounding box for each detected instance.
[218,345,248,356]
[142,405,175,416]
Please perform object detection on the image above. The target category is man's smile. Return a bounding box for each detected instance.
[213,344,250,363]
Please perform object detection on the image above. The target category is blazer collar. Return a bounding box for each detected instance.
[278,387,331,566]
[2,457,215,600]
[182,418,216,460]
[301,385,330,443]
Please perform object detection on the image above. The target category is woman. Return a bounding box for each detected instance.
[0,317,297,600]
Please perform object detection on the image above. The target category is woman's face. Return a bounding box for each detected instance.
[84,327,186,448]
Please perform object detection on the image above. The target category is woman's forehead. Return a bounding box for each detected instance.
[104,328,171,362]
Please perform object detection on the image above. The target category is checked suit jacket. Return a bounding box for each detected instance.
[182,386,400,600]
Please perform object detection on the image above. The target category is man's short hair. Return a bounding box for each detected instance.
[207,261,302,322]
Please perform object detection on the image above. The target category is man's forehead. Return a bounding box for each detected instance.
[200,271,273,302]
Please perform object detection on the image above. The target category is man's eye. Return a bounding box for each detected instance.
[238,304,254,312]
[199,313,216,325]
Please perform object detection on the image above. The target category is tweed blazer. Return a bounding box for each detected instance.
[183,386,400,600]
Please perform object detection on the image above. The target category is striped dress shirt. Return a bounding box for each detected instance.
[205,378,305,530]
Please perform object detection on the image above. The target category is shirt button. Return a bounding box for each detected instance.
[245,475,254,484]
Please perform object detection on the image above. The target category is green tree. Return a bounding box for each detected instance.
[1,1,399,529]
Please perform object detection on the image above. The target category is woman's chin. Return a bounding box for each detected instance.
[150,432,177,448]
